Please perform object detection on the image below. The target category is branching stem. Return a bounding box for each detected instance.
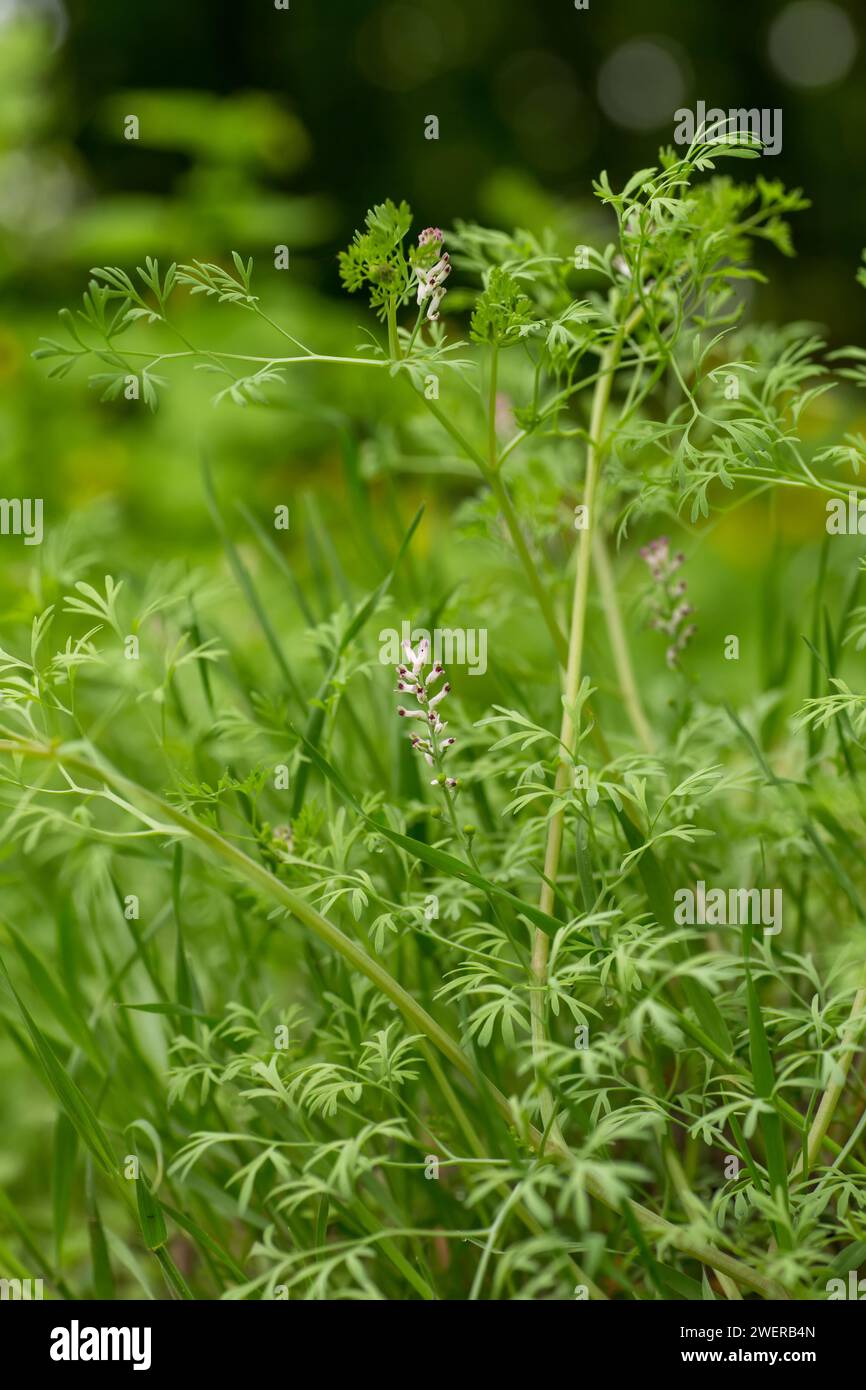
[790,967,866,1181]
[530,307,645,1132]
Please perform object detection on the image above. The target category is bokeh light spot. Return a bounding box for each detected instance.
[597,38,687,132]
[495,52,588,172]
[356,3,446,93]
[768,2,857,88]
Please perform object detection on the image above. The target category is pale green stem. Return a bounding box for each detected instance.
[629,1037,739,1298]
[420,1041,606,1298]
[387,302,400,361]
[488,345,499,469]
[530,309,647,1132]
[404,303,426,357]
[531,332,624,1132]
[420,393,568,664]
[664,1145,742,1300]
[592,530,655,754]
[790,968,866,1181]
[124,350,388,366]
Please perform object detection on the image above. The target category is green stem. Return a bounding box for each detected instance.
[487,470,569,665]
[530,332,624,1130]
[664,1141,741,1300]
[419,393,568,664]
[530,307,648,1129]
[592,530,655,753]
[488,345,499,469]
[126,349,387,367]
[388,301,400,361]
[420,1042,605,1299]
[790,967,866,1181]
[405,304,426,357]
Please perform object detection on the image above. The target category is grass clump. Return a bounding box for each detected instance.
[1,125,865,1300]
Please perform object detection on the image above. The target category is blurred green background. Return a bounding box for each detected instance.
[3,0,865,531]
[3,0,865,525]
[5,0,866,311]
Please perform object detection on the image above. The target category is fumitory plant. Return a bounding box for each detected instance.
[2,122,865,1300]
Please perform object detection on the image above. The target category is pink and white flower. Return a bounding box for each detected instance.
[414,230,451,322]
[393,632,458,787]
[640,538,696,667]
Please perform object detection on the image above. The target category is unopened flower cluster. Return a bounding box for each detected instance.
[413,227,451,322]
[640,537,696,668]
[395,636,457,787]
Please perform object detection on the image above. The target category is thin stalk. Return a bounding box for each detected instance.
[664,1145,741,1300]
[592,529,655,754]
[468,1178,530,1300]
[420,1043,606,1299]
[404,303,426,357]
[629,1037,739,1298]
[530,332,625,1131]
[672,1005,866,1178]
[387,302,400,362]
[529,306,648,1131]
[420,393,568,664]
[124,349,387,367]
[487,345,499,469]
[790,966,866,1181]
[486,469,569,665]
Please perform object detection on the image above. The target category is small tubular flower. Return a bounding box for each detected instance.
[413,229,451,322]
[640,537,696,667]
[393,633,459,790]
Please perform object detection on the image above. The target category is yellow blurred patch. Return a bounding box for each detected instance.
[709,487,827,567]
[0,329,24,381]
[62,441,129,498]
